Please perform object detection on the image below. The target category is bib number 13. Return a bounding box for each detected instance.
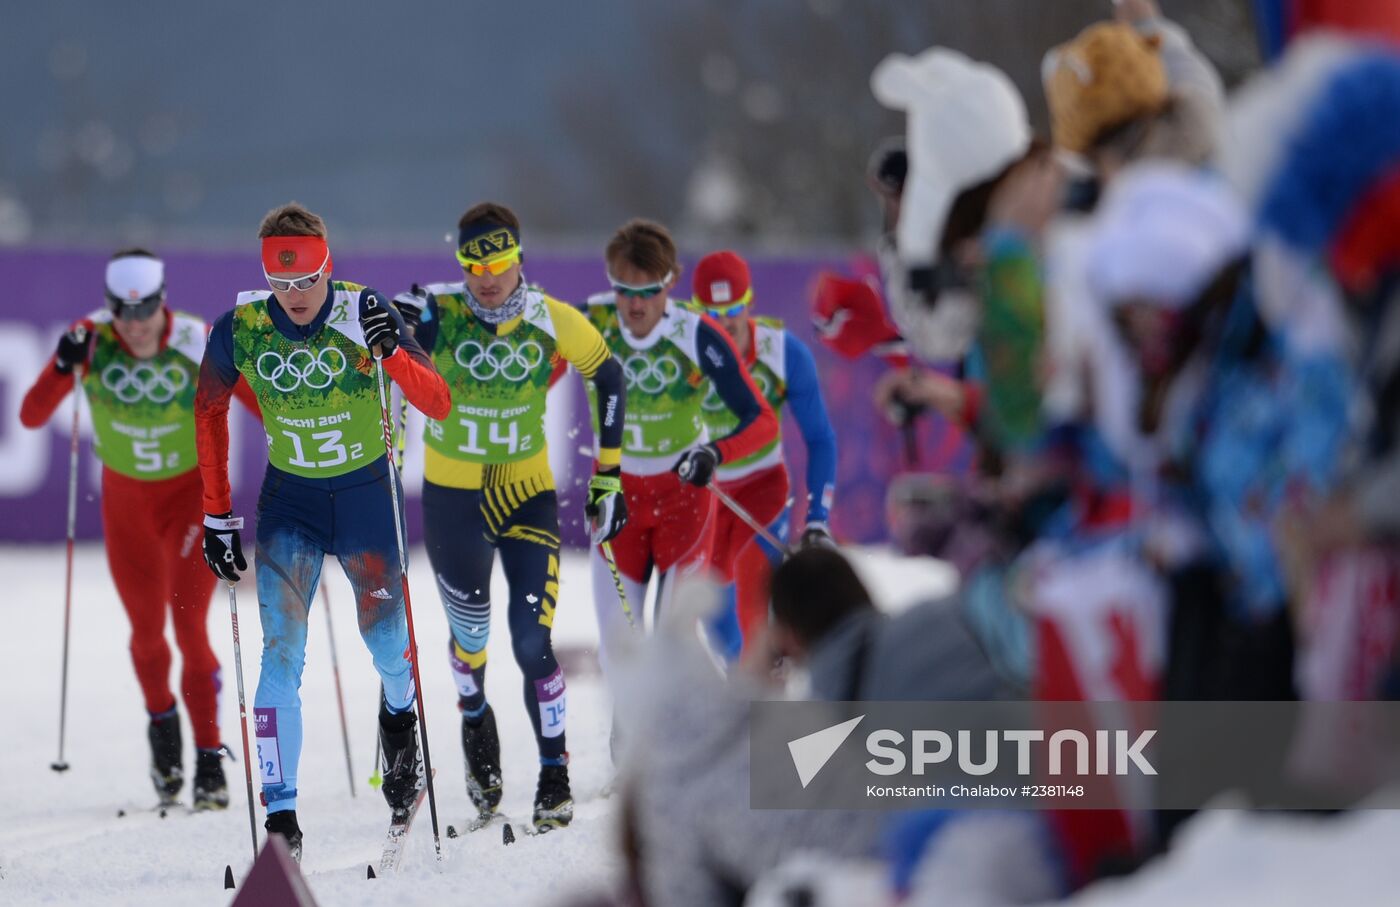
[284,429,364,469]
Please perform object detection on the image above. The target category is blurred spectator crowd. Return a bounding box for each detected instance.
[576,2,1400,905]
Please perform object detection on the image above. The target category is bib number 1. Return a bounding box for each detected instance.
[624,423,657,454]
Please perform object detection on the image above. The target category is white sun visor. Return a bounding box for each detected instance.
[105,255,164,302]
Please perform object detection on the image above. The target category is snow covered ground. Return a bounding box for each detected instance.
[4,542,1399,906]
[0,543,951,906]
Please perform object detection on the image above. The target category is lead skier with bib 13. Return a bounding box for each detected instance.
[193,202,451,861]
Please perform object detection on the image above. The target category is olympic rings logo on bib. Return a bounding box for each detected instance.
[622,353,682,394]
[256,347,347,392]
[454,340,544,382]
[99,362,190,404]
[700,369,771,411]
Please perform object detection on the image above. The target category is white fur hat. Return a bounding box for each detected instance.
[872,48,1031,267]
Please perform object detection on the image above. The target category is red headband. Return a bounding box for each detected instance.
[261,235,333,276]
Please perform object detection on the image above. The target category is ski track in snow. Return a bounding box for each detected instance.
[0,544,953,906]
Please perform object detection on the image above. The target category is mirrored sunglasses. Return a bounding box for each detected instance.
[608,270,672,299]
[457,247,521,276]
[104,288,165,321]
[264,250,331,293]
[703,300,750,318]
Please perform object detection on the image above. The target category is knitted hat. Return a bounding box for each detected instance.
[1044,22,1169,155]
[692,250,752,307]
[1256,48,1400,289]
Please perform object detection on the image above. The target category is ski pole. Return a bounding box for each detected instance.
[599,541,635,628]
[368,710,384,791]
[320,582,356,798]
[571,445,654,626]
[371,331,442,860]
[225,577,259,861]
[708,483,793,557]
[392,284,419,467]
[382,292,409,794]
[52,353,84,774]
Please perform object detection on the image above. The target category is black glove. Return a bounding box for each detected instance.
[674,444,719,487]
[392,284,428,333]
[799,521,836,549]
[884,389,926,428]
[54,326,92,375]
[203,513,247,582]
[360,292,400,357]
[584,469,628,544]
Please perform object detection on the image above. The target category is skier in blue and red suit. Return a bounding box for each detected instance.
[194,202,450,862]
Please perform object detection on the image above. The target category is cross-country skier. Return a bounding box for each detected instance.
[20,248,259,810]
[193,203,451,861]
[390,202,626,833]
[691,251,838,662]
[583,220,777,673]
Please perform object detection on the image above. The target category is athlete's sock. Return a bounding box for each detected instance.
[706,583,744,664]
[450,639,488,715]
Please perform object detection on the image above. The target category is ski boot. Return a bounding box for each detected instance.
[265,809,303,864]
[462,702,503,825]
[379,700,425,817]
[147,707,183,806]
[193,747,230,811]
[532,758,573,833]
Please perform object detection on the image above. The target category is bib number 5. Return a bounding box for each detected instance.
[132,439,180,473]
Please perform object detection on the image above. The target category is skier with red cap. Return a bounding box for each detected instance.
[691,250,838,661]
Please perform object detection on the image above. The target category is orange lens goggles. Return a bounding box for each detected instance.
[457,246,521,276]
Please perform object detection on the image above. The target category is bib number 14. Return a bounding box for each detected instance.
[457,417,529,456]
[283,429,364,469]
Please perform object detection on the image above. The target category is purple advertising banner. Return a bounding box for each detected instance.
[0,247,968,546]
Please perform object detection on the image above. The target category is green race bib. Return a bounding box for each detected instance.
[701,316,787,473]
[421,284,560,463]
[82,310,203,480]
[232,283,388,478]
[585,296,708,461]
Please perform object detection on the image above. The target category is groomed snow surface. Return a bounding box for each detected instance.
[2,544,1398,906]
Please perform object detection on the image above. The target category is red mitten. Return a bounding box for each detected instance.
[809,271,910,368]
